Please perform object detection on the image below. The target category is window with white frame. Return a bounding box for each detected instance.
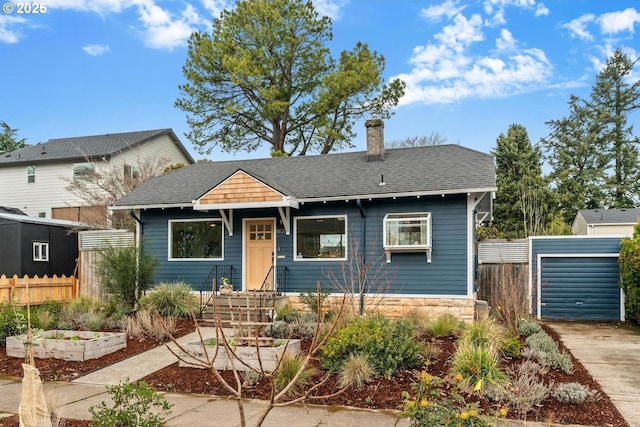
[294,215,346,260]
[33,242,49,261]
[73,162,94,182]
[383,212,432,262]
[169,219,223,260]
[27,165,35,183]
[124,164,140,180]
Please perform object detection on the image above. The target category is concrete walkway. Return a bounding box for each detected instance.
[547,322,640,427]
[1,322,637,426]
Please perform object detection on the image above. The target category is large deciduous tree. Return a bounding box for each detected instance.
[492,124,550,238]
[588,50,640,208]
[176,0,405,156]
[0,121,27,154]
[542,95,608,224]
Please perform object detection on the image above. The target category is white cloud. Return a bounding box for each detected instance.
[420,0,466,23]
[562,14,595,41]
[313,0,345,20]
[395,4,552,106]
[0,15,26,43]
[201,0,232,18]
[597,8,640,35]
[82,44,110,55]
[535,3,549,17]
[46,0,130,14]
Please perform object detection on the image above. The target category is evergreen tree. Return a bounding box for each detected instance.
[0,121,27,154]
[176,0,404,156]
[492,124,549,238]
[542,95,608,224]
[588,50,640,207]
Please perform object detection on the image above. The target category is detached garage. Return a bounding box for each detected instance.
[529,236,624,321]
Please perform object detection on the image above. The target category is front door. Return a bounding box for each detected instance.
[245,219,275,290]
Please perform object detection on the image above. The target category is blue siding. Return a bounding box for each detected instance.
[530,237,623,321]
[140,194,470,296]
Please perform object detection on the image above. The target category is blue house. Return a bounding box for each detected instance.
[112,120,496,319]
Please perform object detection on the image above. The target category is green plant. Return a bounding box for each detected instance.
[266,320,290,339]
[539,350,574,374]
[321,315,423,377]
[450,342,507,394]
[488,263,529,333]
[33,310,57,330]
[517,319,543,336]
[66,296,102,316]
[459,318,505,350]
[94,244,158,309]
[486,360,549,417]
[88,379,173,427]
[298,289,329,314]
[275,302,299,322]
[338,353,375,389]
[552,382,598,404]
[525,331,558,353]
[126,310,176,341]
[425,313,462,338]
[422,341,443,361]
[80,312,107,331]
[619,221,640,324]
[139,282,198,318]
[0,299,27,345]
[401,371,493,426]
[275,352,316,397]
[501,335,522,359]
[242,370,262,387]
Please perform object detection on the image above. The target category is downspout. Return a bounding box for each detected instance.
[356,199,366,316]
[129,209,142,309]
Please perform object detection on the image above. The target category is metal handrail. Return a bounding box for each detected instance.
[198,265,232,316]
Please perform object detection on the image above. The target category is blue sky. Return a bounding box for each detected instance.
[1,0,639,162]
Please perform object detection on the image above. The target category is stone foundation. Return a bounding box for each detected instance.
[285,295,476,322]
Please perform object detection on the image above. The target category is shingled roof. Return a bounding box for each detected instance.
[577,208,640,225]
[113,144,496,208]
[0,129,194,166]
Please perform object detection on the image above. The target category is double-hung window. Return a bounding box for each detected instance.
[169,219,223,260]
[294,215,347,260]
[27,166,35,183]
[73,163,94,182]
[383,212,432,262]
[33,242,49,262]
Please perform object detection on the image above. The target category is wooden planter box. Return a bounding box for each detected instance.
[6,330,127,362]
[178,339,301,372]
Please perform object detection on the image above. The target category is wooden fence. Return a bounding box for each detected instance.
[0,274,78,305]
[477,263,528,309]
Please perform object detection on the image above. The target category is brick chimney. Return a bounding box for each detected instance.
[365,116,384,161]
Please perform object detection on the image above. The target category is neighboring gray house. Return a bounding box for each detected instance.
[0,129,195,226]
[112,120,496,320]
[572,208,640,236]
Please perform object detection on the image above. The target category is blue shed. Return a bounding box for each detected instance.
[529,236,623,321]
[112,120,496,317]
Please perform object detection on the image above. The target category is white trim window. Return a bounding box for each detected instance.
[33,242,49,262]
[73,162,94,182]
[169,219,223,260]
[294,215,347,260]
[383,212,432,262]
[27,165,35,183]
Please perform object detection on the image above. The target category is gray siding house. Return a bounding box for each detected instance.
[112,120,496,319]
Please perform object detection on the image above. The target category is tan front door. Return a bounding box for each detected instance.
[245,219,275,290]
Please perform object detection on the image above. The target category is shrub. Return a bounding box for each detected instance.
[487,360,549,417]
[290,318,318,339]
[425,313,462,338]
[338,353,375,389]
[140,282,198,318]
[422,341,443,362]
[517,319,543,337]
[539,350,574,374]
[552,382,599,404]
[242,370,262,387]
[320,315,423,377]
[298,289,329,315]
[33,310,57,331]
[275,302,299,322]
[501,335,523,359]
[266,320,290,339]
[65,296,102,316]
[450,342,507,393]
[525,331,558,353]
[0,302,28,345]
[126,310,176,340]
[458,318,504,350]
[401,371,492,427]
[489,263,529,333]
[275,352,316,397]
[94,245,158,309]
[619,222,640,324]
[88,380,172,427]
[79,312,107,331]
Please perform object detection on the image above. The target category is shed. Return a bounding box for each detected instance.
[0,213,96,277]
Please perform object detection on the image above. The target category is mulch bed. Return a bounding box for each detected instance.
[0,321,630,427]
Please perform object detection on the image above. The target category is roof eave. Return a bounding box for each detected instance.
[110,202,194,211]
[297,187,498,203]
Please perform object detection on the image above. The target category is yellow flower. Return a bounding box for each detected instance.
[468,409,477,417]
[419,399,428,407]
[406,400,416,408]
[419,371,432,383]
[454,373,464,382]
[459,411,470,420]
[499,407,508,417]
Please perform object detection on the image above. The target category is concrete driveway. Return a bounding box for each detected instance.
[547,322,640,427]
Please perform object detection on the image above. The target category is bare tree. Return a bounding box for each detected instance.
[323,234,394,316]
[166,290,349,427]
[385,132,447,148]
[64,156,181,228]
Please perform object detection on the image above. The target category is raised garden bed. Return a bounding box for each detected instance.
[6,330,127,362]
[178,339,301,372]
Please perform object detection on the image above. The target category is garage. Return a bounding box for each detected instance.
[539,255,621,321]
[530,236,624,322]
